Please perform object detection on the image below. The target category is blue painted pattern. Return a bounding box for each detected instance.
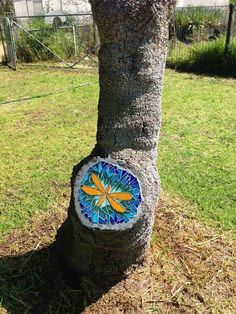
[78,161,142,225]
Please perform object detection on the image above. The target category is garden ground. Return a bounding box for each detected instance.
[0,66,235,313]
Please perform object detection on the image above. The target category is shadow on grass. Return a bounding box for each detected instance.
[0,243,108,314]
[166,63,236,79]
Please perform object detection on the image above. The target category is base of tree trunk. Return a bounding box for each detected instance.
[56,217,148,289]
[56,148,159,288]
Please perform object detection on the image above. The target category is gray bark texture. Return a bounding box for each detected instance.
[56,0,175,288]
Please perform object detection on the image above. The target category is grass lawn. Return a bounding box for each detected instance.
[0,65,236,313]
[0,66,235,240]
[0,67,98,238]
[160,72,236,230]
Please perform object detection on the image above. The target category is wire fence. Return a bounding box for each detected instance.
[0,12,99,69]
[167,5,236,68]
[0,5,235,71]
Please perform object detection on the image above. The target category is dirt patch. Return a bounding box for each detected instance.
[0,192,235,313]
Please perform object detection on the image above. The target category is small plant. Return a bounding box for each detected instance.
[167,37,236,77]
[171,7,223,42]
[15,30,36,62]
[15,18,53,62]
[48,30,77,59]
[14,17,93,62]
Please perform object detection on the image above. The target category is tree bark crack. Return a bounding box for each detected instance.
[113,131,117,147]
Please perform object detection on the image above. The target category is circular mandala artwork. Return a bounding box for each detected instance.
[78,161,142,225]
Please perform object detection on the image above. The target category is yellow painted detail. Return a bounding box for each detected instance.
[109,192,132,201]
[107,195,125,213]
[81,186,103,196]
[91,173,105,192]
[105,186,111,193]
[82,174,132,213]
[96,194,106,207]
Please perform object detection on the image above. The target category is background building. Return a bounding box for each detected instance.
[177,0,229,6]
[13,0,43,16]
[12,0,91,16]
[12,0,230,17]
[42,0,91,14]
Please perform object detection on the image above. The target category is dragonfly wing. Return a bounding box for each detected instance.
[91,173,105,193]
[109,192,132,201]
[107,195,125,213]
[105,186,111,193]
[82,185,103,196]
[96,194,106,207]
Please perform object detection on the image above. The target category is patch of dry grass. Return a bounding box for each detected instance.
[85,192,236,314]
[0,191,235,314]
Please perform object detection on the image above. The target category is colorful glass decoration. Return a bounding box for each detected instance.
[78,161,142,225]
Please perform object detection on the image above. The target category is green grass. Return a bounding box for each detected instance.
[160,71,236,230]
[167,37,236,77]
[0,67,98,238]
[0,66,235,240]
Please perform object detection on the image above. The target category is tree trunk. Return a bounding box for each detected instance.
[56,0,175,288]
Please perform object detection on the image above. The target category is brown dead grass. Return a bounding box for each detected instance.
[0,191,236,314]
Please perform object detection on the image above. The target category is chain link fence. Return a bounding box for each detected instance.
[0,5,235,73]
[0,17,16,69]
[0,12,99,69]
[167,5,236,72]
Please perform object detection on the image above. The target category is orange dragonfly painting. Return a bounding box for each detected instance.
[81,173,132,213]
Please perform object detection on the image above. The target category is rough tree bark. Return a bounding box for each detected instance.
[56,0,175,288]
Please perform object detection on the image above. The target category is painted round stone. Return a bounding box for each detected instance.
[77,161,142,225]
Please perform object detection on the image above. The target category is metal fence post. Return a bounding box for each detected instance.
[3,17,16,70]
[93,20,97,54]
[0,22,8,63]
[72,23,78,56]
[224,3,235,59]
